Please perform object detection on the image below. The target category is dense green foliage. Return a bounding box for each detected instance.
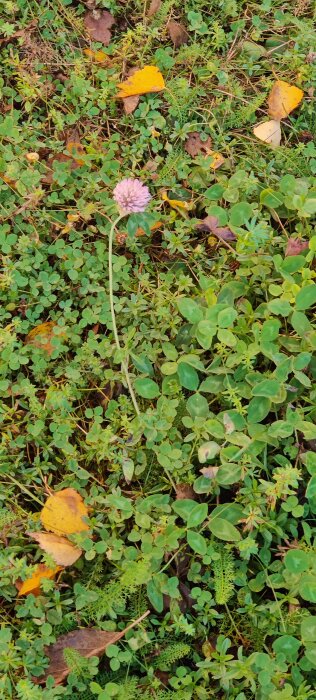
[1,0,316,698]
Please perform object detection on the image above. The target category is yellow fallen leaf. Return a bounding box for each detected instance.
[161,191,192,211]
[17,564,61,596]
[117,66,165,98]
[209,151,225,170]
[84,48,108,63]
[25,322,66,355]
[253,120,281,147]
[29,532,82,566]
[40,488,89,536]
[268,80,304,120]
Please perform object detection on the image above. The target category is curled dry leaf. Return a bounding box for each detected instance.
[196,215,236,241]
[147,0,161,17]
[185,132,212,157]
[253,119,281,148]
[40,488,89,536]
[161,191,192,211]
[36,611,150,685]
[29,532,82,566]
[285,238,309,257]
[17,564,61,596]
[84,10,115,46]
[268,80,304,120]
[117,65,165,98]
[121,68,140,114]
[167,20,189,48]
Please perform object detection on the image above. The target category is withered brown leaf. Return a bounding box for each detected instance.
[147,0,162,17]
[36,611,150,685]
[167,20,189,48]
[185,132,212,157]
[84,10,115,46]
[285,238,309,257]
[196,215,236,242]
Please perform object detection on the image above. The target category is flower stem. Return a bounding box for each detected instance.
[108,215,140,415]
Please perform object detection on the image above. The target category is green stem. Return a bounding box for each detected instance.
[108,215,140,415]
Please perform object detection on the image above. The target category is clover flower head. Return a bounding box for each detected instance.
[113,178,151,214]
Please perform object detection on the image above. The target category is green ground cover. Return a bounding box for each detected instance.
[1,0,316,698]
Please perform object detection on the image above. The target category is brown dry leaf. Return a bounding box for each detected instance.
[175,484,196,500]
[167,20,189,48]
[65,130,85,166]
[29,532,82,566]
[185,132,212,157]
[196,215,236,241]
[41,488,89,536]
[147,0,161,17]
[285,238,309,257]
[253,119,281,147]
[123,94,140,115]
[36,611,150,685]
[25,322,66,355]
[84,10,115,46]
[268,80,304,120]
[116,220,162,244]
[17,564,61,597]
[117,65,165,98]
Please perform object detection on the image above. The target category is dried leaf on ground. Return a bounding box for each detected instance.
[44,131,85,184]
[285,238,309,256]
[65,130,85,166]
[36,611,150,684]
[253,119,281,147]
[196,215,236,241]
[167,20,189,47]
[268,80,304,120]
[209,151,225,170]
[29,532,82,566]
[147,0,161,17]
[25,322,66,355]
[116,220,162,244]
[161,191,192,211]
[185,132,212,157]
[117,66,165,98]
[123,94,140,114]
[17,564,61,596]
[40,488,89,536]
[175,484,196,500]
[83,48,108,64]
[84,10,115,46]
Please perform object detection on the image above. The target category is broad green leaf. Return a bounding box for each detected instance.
[209,517,241,541]
[247,396,271,423]
[177,362,199,390]
[187,502,208,528]
[301,616,316,643]
[284,549,310,573]
[177,297,203,323]
[217,307,238,328]
[291,310,312,336]
[299,575,316,603]
[134,378,160,399]
[261,319,280,341]
[272,635,301,662]
[187,530,207,555]
[198,441,220,463]
[251,379,281,399]
[186,393,209,418]
[295,285,316,311]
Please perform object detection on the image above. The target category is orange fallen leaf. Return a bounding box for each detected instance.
[35,611,150,685]
[29,532,82,566]
[17,564,61,597]
[25,322,66,355]
[40,488,89,536]
[253,119,281,147]
[84,48,108,64]
[268,80,304,120]
[117,66,165,98]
